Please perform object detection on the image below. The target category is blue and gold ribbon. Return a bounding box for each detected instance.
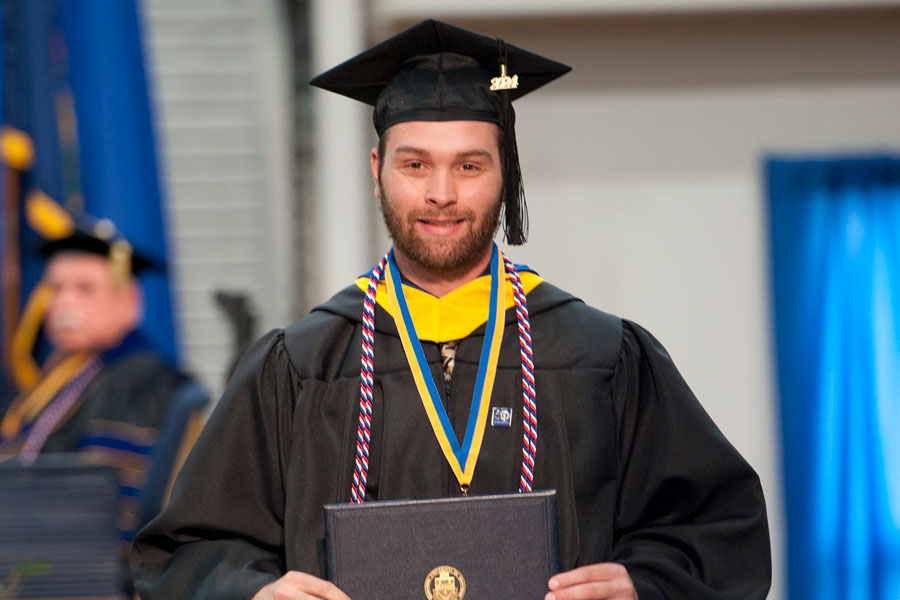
[385,244,506,491]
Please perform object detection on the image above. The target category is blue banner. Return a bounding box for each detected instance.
[59,0,177,363]
[1,0,72,401]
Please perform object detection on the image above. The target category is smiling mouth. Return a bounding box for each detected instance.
[419,218,465,226]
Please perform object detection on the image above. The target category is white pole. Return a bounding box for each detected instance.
[309,0,374,305]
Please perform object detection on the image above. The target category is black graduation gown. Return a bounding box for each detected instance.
[131,281,771,599]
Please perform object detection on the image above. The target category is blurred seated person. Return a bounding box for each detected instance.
[0,220,206,559]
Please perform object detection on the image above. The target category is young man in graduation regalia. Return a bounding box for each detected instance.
[131,20,772,600]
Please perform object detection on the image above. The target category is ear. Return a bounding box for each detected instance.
[370,147,382,199]
[125,280,145,330]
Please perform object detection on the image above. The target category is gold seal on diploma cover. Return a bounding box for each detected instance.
[424,565,466,600]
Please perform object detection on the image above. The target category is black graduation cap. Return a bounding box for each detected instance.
[38,218,158,284]
[310,19,571,245]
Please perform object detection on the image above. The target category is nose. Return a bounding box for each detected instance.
[51,285,74,306]
[424,169,457,208]
[48,285,82,315]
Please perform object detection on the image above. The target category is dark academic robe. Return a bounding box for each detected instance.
[131,279,771,599]
[40,333,187,457]
[1,332,192,545]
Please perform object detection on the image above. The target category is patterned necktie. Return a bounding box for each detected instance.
[439,340,459,382]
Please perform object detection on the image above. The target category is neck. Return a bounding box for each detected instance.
[392,247,494,298]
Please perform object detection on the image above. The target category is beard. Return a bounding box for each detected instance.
[379,180,503,278]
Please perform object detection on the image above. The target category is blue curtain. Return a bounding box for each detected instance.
[768,156,900,599]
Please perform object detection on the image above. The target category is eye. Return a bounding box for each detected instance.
[400,160,426,173]
[460,163,480,172]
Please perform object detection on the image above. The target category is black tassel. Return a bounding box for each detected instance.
[501,101,527,245]
[497,41,528,246]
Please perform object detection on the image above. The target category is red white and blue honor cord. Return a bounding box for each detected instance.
[351,244,536,503]
[351,253,385,503]
[504,253,537,493]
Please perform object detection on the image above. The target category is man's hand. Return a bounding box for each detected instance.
[545,563,638,600]
[252,571,351,600]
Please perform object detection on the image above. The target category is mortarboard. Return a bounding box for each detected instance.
[310,19,571,245]
[39,218,158,286]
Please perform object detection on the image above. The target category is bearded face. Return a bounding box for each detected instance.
[374,120,504,282]
[379,179,502,276]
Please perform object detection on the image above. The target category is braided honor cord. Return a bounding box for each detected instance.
[351,252,536,502]
[503,255,537,493]
[351,253,389,503]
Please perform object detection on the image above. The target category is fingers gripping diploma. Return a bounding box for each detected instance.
[252,571,352,600]
[546,563,638,600]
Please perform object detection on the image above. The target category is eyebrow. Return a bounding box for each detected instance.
[392,145,495,163]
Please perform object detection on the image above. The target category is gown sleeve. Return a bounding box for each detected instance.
[610,321,771,599]
[130,329,295,599]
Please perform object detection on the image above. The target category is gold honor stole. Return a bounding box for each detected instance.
[385,244,507,492]
[1,350,94,442]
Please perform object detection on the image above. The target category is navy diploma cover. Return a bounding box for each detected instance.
[324,490,559,599]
